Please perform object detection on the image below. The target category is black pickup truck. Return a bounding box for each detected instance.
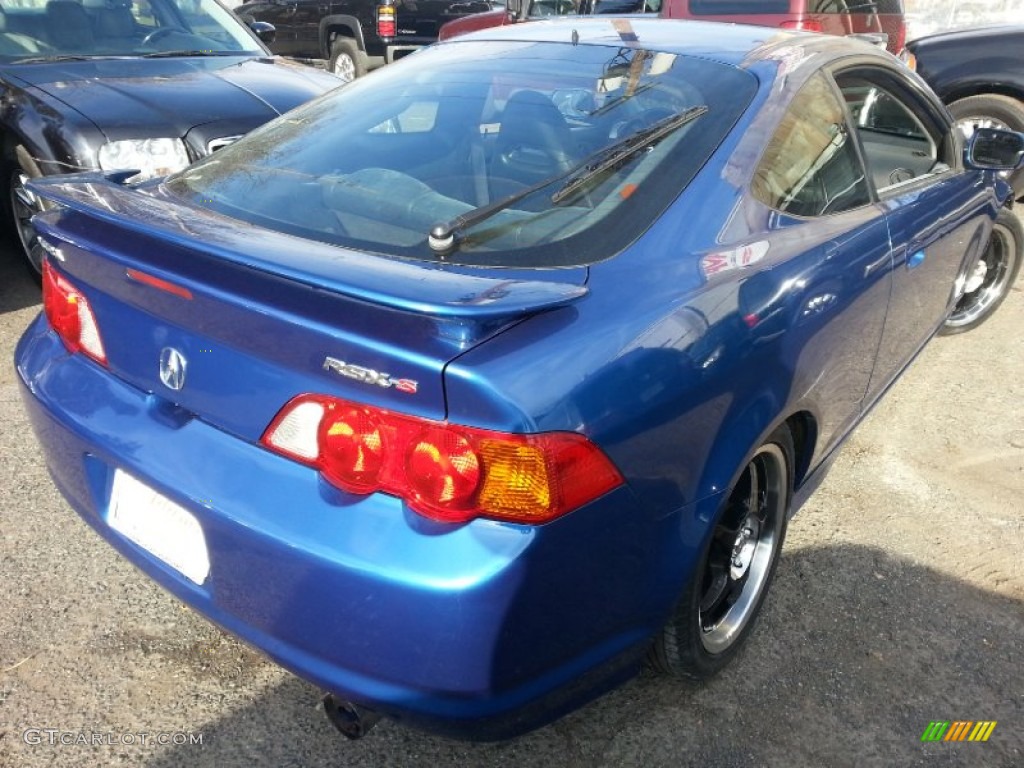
[905,25,1024,198]
[235,0,497,83]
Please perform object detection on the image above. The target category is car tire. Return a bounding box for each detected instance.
[948,94,1024,197]
[328,38,366,85]
[648,425,793,680]
[942,207,1023,335]
[1,145,46,282]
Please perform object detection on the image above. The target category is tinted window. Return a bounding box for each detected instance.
[689,1,790,13]
[593,0,657,13]
[836,72,945,195]
[807,0,867,12]
[527,0,579,17]
[752,72,871,217]
[688,0,901,14]
[167,41,757,268]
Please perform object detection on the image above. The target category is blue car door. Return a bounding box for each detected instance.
[744,71,894,459]
[833,67,993,399]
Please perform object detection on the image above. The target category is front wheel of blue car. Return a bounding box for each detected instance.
[942,208,1023,335]
[649,426,792,680]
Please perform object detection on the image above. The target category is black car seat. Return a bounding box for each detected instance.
[83,0,138,47]
[46,0,96,52]
[489,89,577,203]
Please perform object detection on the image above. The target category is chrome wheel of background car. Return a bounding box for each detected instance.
[7,164,45,279]
[699,443,787,654]
[332,53,355,82]
[328,39,365,85]
[943,208,1023,334]
[956,116,1010,138]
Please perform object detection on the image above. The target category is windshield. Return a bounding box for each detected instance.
[0,0,262,61]
[167,39,756,268]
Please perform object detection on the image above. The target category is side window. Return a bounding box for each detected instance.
[836,71,948,196]
[808,0,851,12]
[810,0,900,12]
[126,0,159,34]
[528,0,579,17]
[369,101,440,134]
[752,72,871,218]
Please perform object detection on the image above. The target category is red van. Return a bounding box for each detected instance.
[441,0,906,55]
[439,0,658,42]
[662,1,906,56]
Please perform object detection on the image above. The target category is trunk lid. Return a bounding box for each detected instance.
[31,174,587,440]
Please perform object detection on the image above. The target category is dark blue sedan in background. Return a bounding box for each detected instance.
[0,0,338,279]
[15,19,1024,739]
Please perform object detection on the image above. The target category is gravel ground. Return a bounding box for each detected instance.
[1,222,1021,768]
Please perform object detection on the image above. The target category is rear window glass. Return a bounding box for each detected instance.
[688,1,790,13]
[166,39,756,269]
[688,1,901,14]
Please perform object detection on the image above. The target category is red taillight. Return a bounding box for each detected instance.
[406,428,481,511]
[262,395,624,524]
[376,5,396,38]
[42,260,107,365]
[781,19,823,33]
[320,404,386,493]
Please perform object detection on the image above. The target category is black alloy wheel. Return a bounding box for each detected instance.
[943,207,1023,334]
[649,425,792,679]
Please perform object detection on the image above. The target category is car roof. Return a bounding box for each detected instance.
[439,17,897,70]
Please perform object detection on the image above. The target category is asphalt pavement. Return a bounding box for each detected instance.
[1,226,1021,768]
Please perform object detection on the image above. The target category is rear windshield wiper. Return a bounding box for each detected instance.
[427,105,708,254]
[551,105,708,204]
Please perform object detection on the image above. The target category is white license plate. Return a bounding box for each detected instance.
[108,470,210,585]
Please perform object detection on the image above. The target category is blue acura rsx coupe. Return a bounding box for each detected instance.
[15,18,1024,739]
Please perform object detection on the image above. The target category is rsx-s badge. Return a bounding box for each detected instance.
[323,357,418,394]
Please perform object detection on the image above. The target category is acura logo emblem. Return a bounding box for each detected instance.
[159,347,188,391]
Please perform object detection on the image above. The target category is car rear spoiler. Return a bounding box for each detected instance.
[29,173,590,325]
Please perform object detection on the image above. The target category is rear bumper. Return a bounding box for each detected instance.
[15,314,706,738]
[384,44,423,64]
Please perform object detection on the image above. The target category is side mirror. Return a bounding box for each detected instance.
[248,20,277,44]
[966,127,1024,171]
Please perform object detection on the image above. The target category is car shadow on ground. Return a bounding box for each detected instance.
[142,543,1023,768]
[0,245,39,315]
